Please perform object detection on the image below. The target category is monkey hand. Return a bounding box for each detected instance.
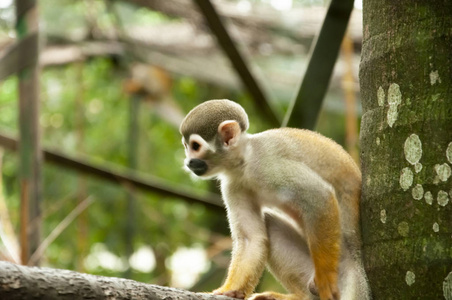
[213,287,246,299]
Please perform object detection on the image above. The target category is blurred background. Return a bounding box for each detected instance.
[0,0,362,293]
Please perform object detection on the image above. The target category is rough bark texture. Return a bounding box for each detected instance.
[359,0,452,299]
[0,261,233,300]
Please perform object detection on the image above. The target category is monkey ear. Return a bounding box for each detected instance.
[218,120,241,146]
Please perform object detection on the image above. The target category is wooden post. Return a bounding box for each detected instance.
[124,96,140,278]
[16,0,42,266]
[282,0,354,130]
[75,62,88,272]
[192,0,280,127]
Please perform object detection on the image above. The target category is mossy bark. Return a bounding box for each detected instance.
[359,0,452,299]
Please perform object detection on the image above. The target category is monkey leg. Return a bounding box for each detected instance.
[303,193,341,300]
[248,212,314,300]
[254,211,369,300]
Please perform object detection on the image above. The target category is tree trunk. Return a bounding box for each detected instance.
[0,261,233,300]
[359,0,452,299]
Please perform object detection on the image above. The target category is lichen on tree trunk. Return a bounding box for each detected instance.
[359,0,452,299]
[0,261,233,300]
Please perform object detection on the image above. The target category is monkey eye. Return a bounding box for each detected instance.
[191,142,200,151]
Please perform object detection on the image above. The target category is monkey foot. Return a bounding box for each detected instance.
[308,278,319,296]
[313,273,339,300]
[213,289,246,299]
[249,292,306,300]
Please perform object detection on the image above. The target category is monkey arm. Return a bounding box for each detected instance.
[214,191,268,299]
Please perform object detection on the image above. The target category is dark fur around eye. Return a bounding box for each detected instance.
[192,142,200,151]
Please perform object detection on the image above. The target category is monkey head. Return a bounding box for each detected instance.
[179,99,249,178]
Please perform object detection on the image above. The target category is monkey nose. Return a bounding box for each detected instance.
[187,159,208,176]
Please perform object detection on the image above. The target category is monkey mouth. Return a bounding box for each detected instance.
[187,159,208,176]
[192,169,207,176]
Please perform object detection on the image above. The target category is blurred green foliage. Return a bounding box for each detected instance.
[0,56,277,285]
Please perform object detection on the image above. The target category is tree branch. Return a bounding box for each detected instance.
[0,132,224,212]
[0,261,233,300]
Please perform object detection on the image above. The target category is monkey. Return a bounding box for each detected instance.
[179,99,370,300]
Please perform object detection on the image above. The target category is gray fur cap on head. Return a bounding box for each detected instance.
[179,99,249,142]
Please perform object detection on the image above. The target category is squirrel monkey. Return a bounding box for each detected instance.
[179,100,370,300]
